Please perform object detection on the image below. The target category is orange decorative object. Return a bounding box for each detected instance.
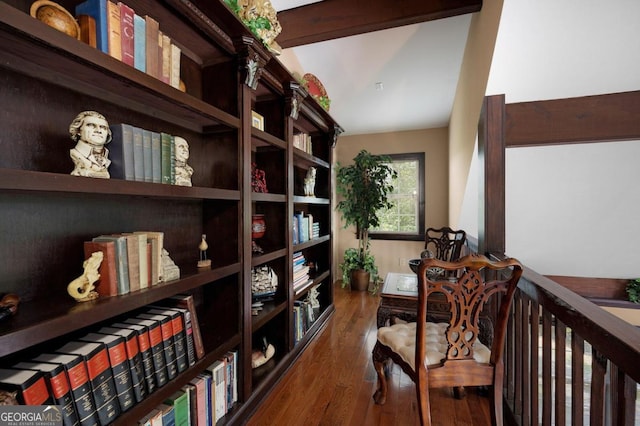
[30,0,81,40]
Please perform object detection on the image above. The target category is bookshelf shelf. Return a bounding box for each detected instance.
[0,0,341,423]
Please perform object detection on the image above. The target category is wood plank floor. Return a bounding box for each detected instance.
[246,285,492,426]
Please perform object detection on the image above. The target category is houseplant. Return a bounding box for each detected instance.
[336,150,397,291]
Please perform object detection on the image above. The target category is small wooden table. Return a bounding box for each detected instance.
[377,272,419,328]
[377,272,453,328]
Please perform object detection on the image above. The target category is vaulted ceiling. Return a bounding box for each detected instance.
[270,0,480,135]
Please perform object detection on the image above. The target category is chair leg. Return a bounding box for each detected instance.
[415,377,432,425]
[491,385,503,426]
[372,342,389,405]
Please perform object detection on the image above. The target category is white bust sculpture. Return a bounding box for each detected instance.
[174,136,193,187]
[69,111,112,178]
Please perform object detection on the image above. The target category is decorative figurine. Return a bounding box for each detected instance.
[251,336,275,369]
[69,110,112,178]
[197,234,211,270]
[304,166,316,197]
[162,248,181,281]
[0,293,20,322]
[174,136,194,187]
[67,251,103,302]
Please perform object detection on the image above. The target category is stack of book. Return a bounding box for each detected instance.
[292,132,312,154]
[293,212,318,244]
[293,300,317,345]
[84,231,165,298]
[75,0,182,90]
[2,294,204,425]
[292,252,310,292]
[110,124,182,185]
[137,351,238,426]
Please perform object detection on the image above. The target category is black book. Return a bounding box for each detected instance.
[32,353,99,426]
[57,341,121,425]
[98,326,147,402]
[137,313,178,379]
[79,333,135,412]
[122,317,168,387]
[147,307,189,372]
[13,361,80,426]
[153,302,196,367]
[0,367,51,406]
[110,322,156,395]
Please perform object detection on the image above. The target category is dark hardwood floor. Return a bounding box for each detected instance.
[246,284,492,426]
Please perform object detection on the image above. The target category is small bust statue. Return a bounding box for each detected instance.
[69,110,112,178]
[174,136,194,187]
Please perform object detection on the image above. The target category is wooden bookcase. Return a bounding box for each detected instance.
[0,0,341,423]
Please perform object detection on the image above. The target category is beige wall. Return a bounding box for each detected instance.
[332,128,449,281]
[448,0,504,227]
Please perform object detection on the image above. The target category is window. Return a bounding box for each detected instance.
[370,152,425,241]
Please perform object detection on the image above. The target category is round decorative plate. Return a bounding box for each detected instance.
[303,73,327,98]
[303,73,331,111]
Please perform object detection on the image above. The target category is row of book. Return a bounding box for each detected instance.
[293,299,318,345]
[84,231,167,297]
[293,212,319,245]
[75,0,182,89]
[110,124,180,185]
[292,252,310,292]
[0,294,204,425]
[138,351,237,426]
[292,132,313,155]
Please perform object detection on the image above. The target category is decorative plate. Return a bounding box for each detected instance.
[303,73,331,111]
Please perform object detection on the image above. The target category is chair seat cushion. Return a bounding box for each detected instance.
[377,322,491,371]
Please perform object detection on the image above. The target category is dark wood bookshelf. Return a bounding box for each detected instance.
[0,0,341,423]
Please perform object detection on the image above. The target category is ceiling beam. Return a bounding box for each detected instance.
[276,0,482,48]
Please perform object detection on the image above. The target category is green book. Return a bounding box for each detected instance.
[164,389,189,426]
[160,132,172,184]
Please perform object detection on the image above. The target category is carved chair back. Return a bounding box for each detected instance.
[423,227,467,262]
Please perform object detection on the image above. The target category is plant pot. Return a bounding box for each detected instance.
[350,269,370,292]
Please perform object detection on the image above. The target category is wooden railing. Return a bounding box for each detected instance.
[495,257,640,425]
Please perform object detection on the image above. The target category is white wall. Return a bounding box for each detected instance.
[459,0,640,277]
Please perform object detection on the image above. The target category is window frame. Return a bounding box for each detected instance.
[370,152,425,241]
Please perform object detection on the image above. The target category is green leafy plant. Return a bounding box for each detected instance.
[626,278,640,304]
[336,150,397,288]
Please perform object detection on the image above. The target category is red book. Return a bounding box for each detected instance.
[56,341,120,425]
[118,2,134,66]
[137,313,178,379]
[111,322,156,395]
[167,294,205,360]
[84,240,119,297]
[123,317,168,387]
[33,353,100,425]
[13,361,80,425]
[98,326,147,402]
[0,368,51,405]
[79,333,135,412]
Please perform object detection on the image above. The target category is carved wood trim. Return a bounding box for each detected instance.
[234,36,271,90]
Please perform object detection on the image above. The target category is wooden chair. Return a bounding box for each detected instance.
[372,254,523,426]
[423,226,467,262]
